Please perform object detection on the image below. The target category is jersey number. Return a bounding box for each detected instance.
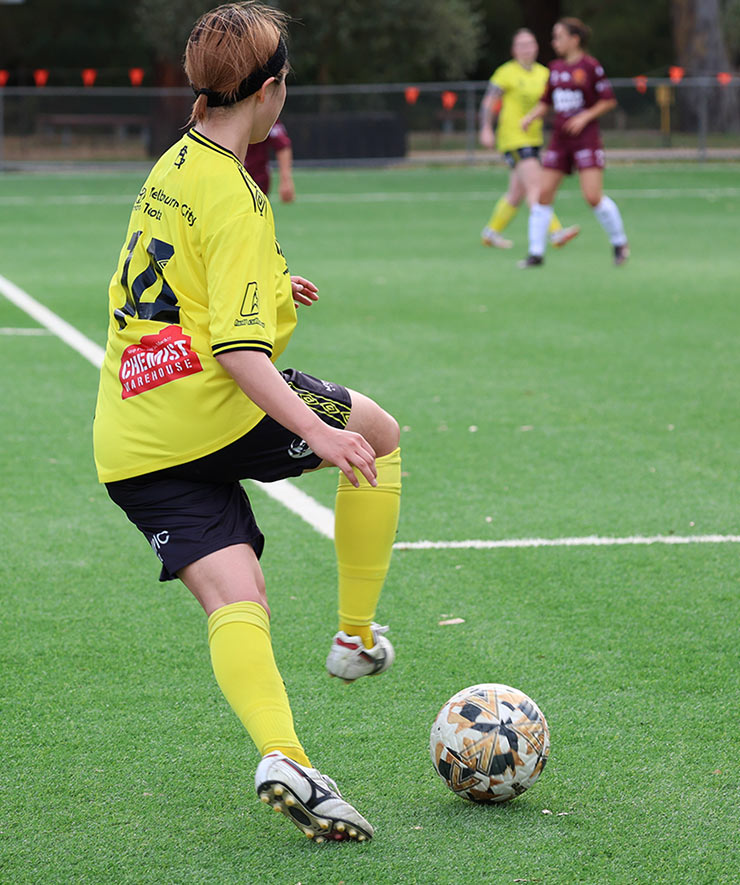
[114,231,180,330]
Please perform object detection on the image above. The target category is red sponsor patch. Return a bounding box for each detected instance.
[119,324,202,399]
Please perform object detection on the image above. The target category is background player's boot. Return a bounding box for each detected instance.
[326,623,394,682]
[256,752,374,842]
[614,242,630,265]
[481,227,514,249]
[517,254,544,269]
[550,225,580,248]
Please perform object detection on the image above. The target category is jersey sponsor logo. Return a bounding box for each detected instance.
[148,530,170,562]
[119,324,203,399]
[552,87,585,114]
[240,282,259,316]
[288,438,314,459]
[234,281,265,328]
[174,145,188,168]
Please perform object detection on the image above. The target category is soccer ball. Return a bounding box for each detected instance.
[430,683,550,803]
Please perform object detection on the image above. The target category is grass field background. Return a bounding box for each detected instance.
[1,162,739,884]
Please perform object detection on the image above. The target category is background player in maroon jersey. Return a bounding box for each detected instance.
[518,17,629,267]
[245,119,295,202]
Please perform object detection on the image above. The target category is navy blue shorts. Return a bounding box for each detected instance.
[503,146,541,168]
[106,368,352,581]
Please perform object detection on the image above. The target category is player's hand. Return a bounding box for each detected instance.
[563,112,589,136]
[479,126,495,149]
[279,178,296,203]
[306,425,377,488]
[520,114,534,131]
[291,275,319,307]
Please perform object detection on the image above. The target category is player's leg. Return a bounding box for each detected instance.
[181,541,374,841]
[482,157,520,248]
[316,390,401,673]
[517,154,573,243]
[519,167,563,267]
[579,166,629,264]
[180,543,311,765]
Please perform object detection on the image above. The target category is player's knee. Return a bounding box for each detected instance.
[378,410,400,456]
[347,390,400,455]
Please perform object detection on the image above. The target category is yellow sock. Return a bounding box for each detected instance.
[335,447,401,649]
[487,197,518,232]
[207,601,311,767]
[548,213,563,234]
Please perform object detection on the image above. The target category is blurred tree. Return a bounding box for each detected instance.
[133,0,211,83]
[0,0,144,84]
[564,0,673,76]
[671,0,739,129]
[279,0,483,84]
[473,0,673,78]
[724,0,740,62]
[672,0,734,71]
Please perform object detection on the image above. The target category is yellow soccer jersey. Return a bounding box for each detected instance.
[93,130,296,482]
[490,60,549,153]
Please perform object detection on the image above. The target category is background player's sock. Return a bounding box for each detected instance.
[593,196,627,246]
[335,447,401,649]
[487,197,518,233]
[548,213,563,235]
[208,601,311,767]
[528,203,553,257]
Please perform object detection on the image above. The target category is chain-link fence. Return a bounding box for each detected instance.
[1,78,739,169]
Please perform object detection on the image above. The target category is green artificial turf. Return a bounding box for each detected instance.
[1,163,738,884]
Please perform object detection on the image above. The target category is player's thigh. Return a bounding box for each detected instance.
[179,543,268,617]
[539,168,563,205]
[312,389,399,473]
[517,157,543,205]
[505,167,525,205]
[344,389,399,456]
[578,167,603,206]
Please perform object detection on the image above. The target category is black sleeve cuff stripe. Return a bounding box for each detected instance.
[212,341,273,357]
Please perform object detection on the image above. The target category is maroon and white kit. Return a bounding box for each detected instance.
[540,55,615,174]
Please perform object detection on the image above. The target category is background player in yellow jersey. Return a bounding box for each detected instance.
[93,2,401,843]
[478,29,579,251]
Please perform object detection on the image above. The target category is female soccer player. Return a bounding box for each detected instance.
[518,17,629,267]
[245,118,295,202]
[93,2,401,843]
[478,29,579,251]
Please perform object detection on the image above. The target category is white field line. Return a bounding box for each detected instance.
[395,534,740,550]
[1,186,739,209]
[0,272,314,530]
[0,273,106,366]
[0,326,52,335]
[2,276,738,552]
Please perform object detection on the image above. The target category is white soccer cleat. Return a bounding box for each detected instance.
[326,623,395,682]
[255,751,374,842]
[481,227,514,249]
[549,224,580,248]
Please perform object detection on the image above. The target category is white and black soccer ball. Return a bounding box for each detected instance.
[430,683,550,803]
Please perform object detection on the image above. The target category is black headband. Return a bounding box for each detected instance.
[194,36,287,107]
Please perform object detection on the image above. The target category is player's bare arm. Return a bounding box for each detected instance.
[479,83,502,148]
[290,275,319,306]
[276,145,295,203]
[562,98,617,135]
[520,100,547,131]
[215,349,377,487]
